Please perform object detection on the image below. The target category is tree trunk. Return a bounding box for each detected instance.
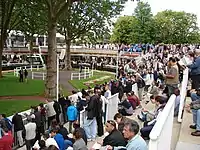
[0,31,6,78]
[65,39,72,70]
[0,40,3,78]
[45,18,57,101]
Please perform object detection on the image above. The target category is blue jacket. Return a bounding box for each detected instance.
[54,133,65,150]
[66,105,77,121]
[188,56,200,75]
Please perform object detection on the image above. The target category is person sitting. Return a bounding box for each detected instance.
[118,94,134,116]
[113,113,132,135]
[50,127,65,150]
[73,129,88,150]
[106,120,148,150]
[73,121,87,145]
[140,96,166,140]
[98,120,126,147]
[127,92,141,110]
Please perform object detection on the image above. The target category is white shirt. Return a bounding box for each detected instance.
[25,122,36,140]
[33,138,59,149]
[45,101,56,117]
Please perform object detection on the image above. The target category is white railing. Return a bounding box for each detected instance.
[32,72,46,80]
[14,65,45,77]
[106,93,120,122]
[149,94,176,150]
[149,68,189,150]
[178,68,189,122]
[71,67,93,80]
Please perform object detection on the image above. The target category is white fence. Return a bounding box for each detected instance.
[178,68,189,122]
[14,65,45,77]
[149,68,189,150]
[32,72,46,80]
[71,67,93,80]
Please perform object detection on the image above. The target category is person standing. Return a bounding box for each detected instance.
[12,113,25,147]
[24,69,28,83]
[53,100,61,123]
[164,57,179,97]
[24,116,36,150]
[45,101,56,128]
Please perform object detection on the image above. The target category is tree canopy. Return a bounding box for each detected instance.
[111,1,200,44]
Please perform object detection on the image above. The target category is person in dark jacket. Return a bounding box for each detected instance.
[33,107,42,141]
[102,120,126,147]
[58,94,67,123]
[12,113,25,147]
[53,100,61,123]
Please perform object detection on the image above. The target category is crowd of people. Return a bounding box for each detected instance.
[0,44,200,150]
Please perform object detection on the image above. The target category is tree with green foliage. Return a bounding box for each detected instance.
[58,0,129,70]
[111,16,137,44]
[133,1,155,43]
[0,0,22,77]
[16,1,47,51]
[154,10,200,44]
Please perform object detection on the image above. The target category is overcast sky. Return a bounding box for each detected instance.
[121,0,200,25]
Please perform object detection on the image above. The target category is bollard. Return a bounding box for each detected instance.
[43,73,45,80]
[37,65,39,71]
[32,72,34,79]
[31,65,32,71]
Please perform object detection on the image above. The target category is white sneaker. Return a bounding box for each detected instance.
[87,139,92,142]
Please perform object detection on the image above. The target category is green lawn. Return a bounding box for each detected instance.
[69,71,115,90]
[0,75,45,96]
[0,100,41,116]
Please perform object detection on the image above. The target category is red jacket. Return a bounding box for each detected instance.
[0,131,13,150]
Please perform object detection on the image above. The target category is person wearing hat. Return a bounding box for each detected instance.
[187,49,200,89]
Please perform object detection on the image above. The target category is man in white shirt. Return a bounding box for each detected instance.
[25,116,36,150]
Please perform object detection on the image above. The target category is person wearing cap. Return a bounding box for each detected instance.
[187,49,200,90]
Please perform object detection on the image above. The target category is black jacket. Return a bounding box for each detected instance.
[103,129,126,147]
[12,113,24,132]
[53,101,61,114]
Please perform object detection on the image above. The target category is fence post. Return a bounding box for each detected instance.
[43,73,45,80]
[32,72,34,79]
[71,73,73,80]
[84,71,86,79]
[31,65,32,71]
[88,67,89,73]
[79,73,80,80]
[25,66,26,69]
[37,65,39,71]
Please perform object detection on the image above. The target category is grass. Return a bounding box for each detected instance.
[0,100,41,116]
[0,74,45,96]
[69,71,115,90]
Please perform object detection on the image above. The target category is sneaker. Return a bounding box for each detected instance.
[87,139,92,142]
[191,131,200,136]
[189,125,196,129]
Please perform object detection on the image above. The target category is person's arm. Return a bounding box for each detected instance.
[187,59,200,69]
[165,68,177,79]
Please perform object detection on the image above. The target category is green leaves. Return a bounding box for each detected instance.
[111,1,200,44]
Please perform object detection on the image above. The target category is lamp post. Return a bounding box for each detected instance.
[116,50,119,80]
[56,54,59,101]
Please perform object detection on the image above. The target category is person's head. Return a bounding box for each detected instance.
[50,127,59,137]
[194,49,200,57]
[114,113,123,124]
[105,120,116,133]
[43,131,50,140]
[47,145,59,150]
[0,114,3,120]
[73,121,80,129]
[174,88,180,96]
[39,103,44,108]
[73,129,82,140]
[155,96,166,106]
[72,90,77,94]
[39,140,46,149]
[51,119,58,128]
[123,120,140,140]
[168,57,176,66]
